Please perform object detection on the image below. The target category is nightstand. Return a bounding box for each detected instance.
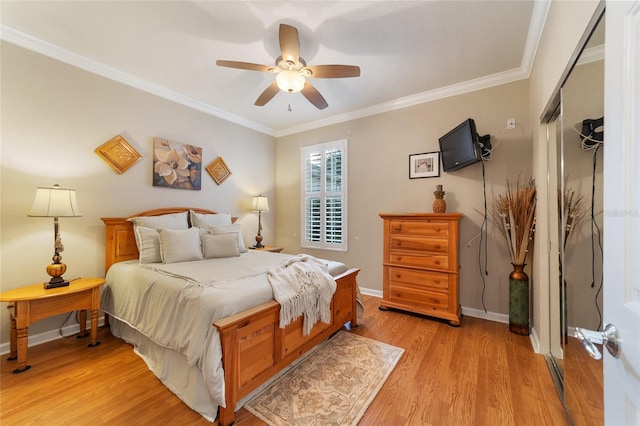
[250,245,284,253]
[0,277,105,373]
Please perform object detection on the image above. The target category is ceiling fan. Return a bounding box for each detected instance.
[216,23,360,110]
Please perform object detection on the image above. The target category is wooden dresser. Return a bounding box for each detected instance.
[379,213,463,326]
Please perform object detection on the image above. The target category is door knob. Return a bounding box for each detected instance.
[575,324,620,360]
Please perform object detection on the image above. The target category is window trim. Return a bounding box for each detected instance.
[300,139,348,252]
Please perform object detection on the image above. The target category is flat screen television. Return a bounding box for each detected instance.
[438,118,490,172]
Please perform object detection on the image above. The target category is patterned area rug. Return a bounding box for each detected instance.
[245,331,404,426]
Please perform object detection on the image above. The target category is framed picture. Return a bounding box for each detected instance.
[206,157,232,185]
[95,135,142,174]
[153,137,202,190]
[409,152,440,179]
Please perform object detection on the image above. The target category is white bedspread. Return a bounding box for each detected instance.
[100,250,347,408]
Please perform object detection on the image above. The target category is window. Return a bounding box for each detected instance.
[301,139,348,251]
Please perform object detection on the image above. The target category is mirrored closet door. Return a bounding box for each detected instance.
[545,7,604,426]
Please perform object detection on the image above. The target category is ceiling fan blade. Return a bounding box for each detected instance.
[301,82,328,110]
[255,81,280,106]
[279,24,300,65]
[216,60,271,73]
[304,65,361,79]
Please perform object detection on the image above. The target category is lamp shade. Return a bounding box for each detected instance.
[28,184,82,217]
[251,196,269,212]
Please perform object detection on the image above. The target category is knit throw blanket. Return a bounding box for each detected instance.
[267,254,337,336]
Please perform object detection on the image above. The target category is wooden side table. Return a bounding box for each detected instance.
[250,245,284,253]
[0,277,105,373]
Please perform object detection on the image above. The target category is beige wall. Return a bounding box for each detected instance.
[528,0,602,353]
[275,80,532,318]
[0,0,604,352]
[0,42,276,343]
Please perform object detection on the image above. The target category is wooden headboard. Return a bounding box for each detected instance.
[101,207,229,273]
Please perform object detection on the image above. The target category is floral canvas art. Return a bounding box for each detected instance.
[153,138,202,190]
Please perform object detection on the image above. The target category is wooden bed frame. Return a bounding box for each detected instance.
[101,207,360,425]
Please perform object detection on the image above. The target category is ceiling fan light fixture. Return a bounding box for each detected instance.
[276,71,305,93]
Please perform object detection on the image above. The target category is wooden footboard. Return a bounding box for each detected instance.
[101,208,360,425]
[214,267,360,426]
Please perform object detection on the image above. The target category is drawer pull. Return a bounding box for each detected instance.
[434,260,441,265]
[434,244,441,249]
[395,256,402,261]
[392,225,403,231]
[434,279,440,284]
[395,273,402,278]
[435,226,441,232]
[395,241,402,246]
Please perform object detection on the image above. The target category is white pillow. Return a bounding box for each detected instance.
[128,212,190,252]
[208,224,247,253]
[128,211,189,230]
[159,227,203,264]
[189,210,232,228]
[202,233,240,258]
[135,226,162,264]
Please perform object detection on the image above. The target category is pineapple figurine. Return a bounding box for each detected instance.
[433,184,447,213]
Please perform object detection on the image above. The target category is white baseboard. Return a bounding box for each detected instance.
[461,306,509,323]
[529,326,542,353]
[359,287,540,351]
[2,292,543,355]
[359,287,382,298]
[0,316,105,356]
[360,287,509,324]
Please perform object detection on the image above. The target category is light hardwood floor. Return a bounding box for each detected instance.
[1,295,569,425]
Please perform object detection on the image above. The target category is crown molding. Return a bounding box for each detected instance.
[3,0,550,140]
[578,44,605,65]
[521,0,552,76]
[0,25,276,137]
[276,0,551,137]
[276,67,529,137]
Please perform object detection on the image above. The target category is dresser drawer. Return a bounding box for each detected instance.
[387,267,449,291]
[388,220,450,237]
[388,235,449,253]
[387,282,449,312]
[388,250,449,270]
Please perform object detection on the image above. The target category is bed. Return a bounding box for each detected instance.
[100,207,360,425]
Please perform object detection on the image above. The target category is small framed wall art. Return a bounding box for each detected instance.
[206,157,232,185]
[95,135,142,174]
[153,137,202,190]
[409,151,440,179]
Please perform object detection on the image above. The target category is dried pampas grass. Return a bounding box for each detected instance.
[561,183,588,249]
[491,177,537,265]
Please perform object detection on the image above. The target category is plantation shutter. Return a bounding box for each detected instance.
[301,140,348,251]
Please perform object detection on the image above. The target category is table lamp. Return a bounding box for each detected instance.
[28,184,82,289]
[251,195,269,248]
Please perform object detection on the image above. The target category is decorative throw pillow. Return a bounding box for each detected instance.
[159,227,203,264]
[189,210,232,228]
[128,212,190,252]
[135,226,162,264]
[128,211,189,230]
[208,224,247,253]
[202,233,240,258]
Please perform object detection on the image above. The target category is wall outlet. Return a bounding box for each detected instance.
[507,118,516,130]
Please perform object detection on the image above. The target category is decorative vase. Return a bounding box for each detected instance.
[433,185,447,213]
[509,263,530,335]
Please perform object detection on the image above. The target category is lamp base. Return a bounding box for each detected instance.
[45,260,68,289]
[44,276,70,289]
[254,234,264,248]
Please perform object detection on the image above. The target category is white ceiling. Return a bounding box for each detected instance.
[1,1,548,137]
